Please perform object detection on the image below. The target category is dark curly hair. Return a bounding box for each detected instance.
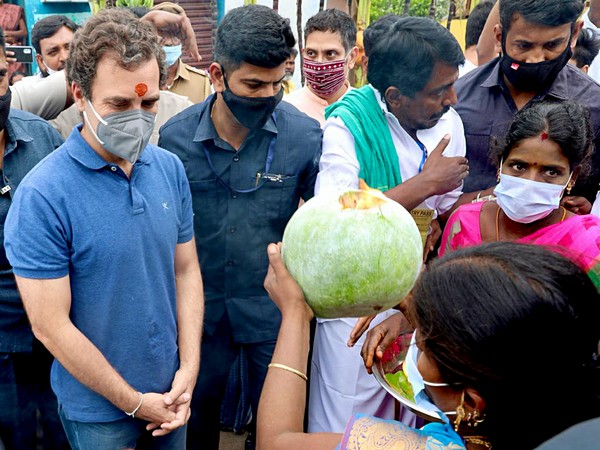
[66,8,167,100]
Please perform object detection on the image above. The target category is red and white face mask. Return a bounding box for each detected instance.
[302,57,347,97]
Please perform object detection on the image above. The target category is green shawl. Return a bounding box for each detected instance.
[325,86,401,191]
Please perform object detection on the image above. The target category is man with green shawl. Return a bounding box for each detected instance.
[308,16,469,435]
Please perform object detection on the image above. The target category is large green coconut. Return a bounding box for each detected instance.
[282,184,423,318]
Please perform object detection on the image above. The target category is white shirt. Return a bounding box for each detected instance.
[591,191,600,217]
[458,59,478,78]
[10,70,68,120]
[582,9,600,84]
[315,84,466,217]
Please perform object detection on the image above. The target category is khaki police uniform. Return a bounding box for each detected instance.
[168,59,211,104]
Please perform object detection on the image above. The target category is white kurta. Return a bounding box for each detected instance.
[458,59,478,78]
[582,10,600,84]
[315,85,466,215]
[308,85,466,433]
[308,312,407,433]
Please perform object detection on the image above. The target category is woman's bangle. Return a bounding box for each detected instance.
[268,363,308,381]
[125,392,144,418]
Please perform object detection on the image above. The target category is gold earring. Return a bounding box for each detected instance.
[454,390,466,432]
[468,410,485,427]
[496,173,500,183]
[566,186,572,195]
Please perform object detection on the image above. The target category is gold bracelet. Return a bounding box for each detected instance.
[268,363,308,381]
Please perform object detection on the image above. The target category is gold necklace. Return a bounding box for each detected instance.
[463,436,493,449]
[496,206,567,241]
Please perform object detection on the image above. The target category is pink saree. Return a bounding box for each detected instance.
[0,3,23,43]
[440,202,600,288]
[0,3,25,76]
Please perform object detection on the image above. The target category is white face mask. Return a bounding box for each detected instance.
[404,334,452,423]
[42,59,58,76]
[494,165,572,224]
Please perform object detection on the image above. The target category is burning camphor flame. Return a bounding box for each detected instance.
[339,179,387,210]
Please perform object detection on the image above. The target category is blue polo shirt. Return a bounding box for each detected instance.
[4,127,194,422]
[0,109,63,353]
[159,95,322,343]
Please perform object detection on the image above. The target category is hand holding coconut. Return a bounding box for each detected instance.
[264,243,314,322]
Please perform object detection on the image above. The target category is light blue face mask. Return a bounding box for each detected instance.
[163,44,182,67]
[404,333,456,423]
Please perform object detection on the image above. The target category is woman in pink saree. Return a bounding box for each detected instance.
[440,101,600,288]
[0,0,27,76]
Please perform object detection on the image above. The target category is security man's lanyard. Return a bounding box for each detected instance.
[203,113,277,193]
[416,140,427,173]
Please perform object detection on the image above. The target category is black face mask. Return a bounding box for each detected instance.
[0,88,11,133]
[499,33,572,92]
[221,69,283,130]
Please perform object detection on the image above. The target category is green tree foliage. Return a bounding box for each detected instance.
[115,0,153,6]
[370,0,450,23]
[89,0,153,14]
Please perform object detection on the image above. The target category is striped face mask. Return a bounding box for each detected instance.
[302,57,347,97]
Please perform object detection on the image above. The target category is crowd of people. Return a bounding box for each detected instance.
[0,1,599,450]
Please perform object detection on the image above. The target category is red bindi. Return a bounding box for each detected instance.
[540,132,548,141]
[134,83,148,97]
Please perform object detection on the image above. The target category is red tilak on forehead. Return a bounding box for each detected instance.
[134,83,148,97]
[540,132,548,141]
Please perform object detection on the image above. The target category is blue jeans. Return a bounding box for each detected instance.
[58,406,187,450]
[0,341,69,450]
[187,313,276,449]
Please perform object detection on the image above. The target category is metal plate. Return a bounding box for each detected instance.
[372,333,444,423]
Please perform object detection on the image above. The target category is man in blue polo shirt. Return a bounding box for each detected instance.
[158,5,322,449]
[4,9,204,449]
